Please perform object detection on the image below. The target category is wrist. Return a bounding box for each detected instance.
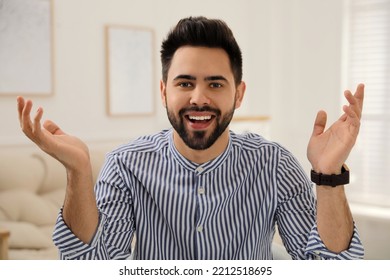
[312,164,344,175]
[311,164,350,187]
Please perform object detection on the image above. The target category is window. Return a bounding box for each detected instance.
[343,0,390,207]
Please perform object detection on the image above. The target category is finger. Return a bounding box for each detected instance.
[33,107,44,135]
[20,99,34,135]
[43,120,65,135]
[312,110,327,137]
[17,96,25,123]
[338,112,347,122]
[343,105,360,127]
[348,83,364,114]
[354,83,365,110]
[344,85,364,120]
[343,91,360,119]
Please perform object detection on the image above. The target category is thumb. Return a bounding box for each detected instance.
[312,110,327,137]
[43,120,66,135]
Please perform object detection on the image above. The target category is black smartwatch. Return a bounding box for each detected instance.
[310,164,350,187]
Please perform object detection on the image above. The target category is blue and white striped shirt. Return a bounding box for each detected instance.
[53,129,364,259]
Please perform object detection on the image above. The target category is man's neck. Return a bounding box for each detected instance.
[172,130,230,164]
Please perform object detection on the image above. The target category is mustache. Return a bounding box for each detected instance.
[179,106,221,116]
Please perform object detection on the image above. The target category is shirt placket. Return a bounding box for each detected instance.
[194,165,207,259]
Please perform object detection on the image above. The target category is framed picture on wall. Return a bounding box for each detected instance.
[0,0,54,96]
[105,25,155,116]
[230,115,271,138]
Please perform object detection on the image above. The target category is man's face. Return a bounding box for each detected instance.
[161,46,244,150]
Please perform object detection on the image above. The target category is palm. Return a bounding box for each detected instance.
[17,97,90,172]
[39,125,90,171]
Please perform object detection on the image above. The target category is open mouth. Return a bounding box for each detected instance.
[185,114,216,129]
[187,115,213,122]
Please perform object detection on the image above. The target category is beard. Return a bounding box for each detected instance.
[166,102,236,150]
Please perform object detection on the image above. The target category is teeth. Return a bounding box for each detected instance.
[189,116,212,121]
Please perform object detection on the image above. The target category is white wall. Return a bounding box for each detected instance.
[1,0,342,168]
[268,0,344,172]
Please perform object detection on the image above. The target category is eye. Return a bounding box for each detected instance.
[178,82,193,88]
[210,82,223,88]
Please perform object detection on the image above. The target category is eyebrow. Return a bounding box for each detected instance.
[205,75,228,82]
[173,74,228,82]
[173,75,196,81]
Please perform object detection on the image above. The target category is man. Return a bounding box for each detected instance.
[17,16,364,259]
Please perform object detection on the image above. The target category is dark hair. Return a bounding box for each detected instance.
[160,16,243,85]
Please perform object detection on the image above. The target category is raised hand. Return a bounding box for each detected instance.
[307,84,365,174]
[17,97,99,242]
[17,97,91,172]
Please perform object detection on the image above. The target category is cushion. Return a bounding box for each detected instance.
[0,190,58,226]
[0,151,45,193]
[40,189,66,208]
[0,221,52,249]
[38,153,67,193]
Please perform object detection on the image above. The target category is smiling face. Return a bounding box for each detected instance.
[161,46,245,160]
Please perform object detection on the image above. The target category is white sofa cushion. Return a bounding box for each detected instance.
[38,153,67,193]
[0,152,44,193]
[0,221,52,249]
[0,190,58,226]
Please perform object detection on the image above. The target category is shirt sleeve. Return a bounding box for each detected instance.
[52,209,110,259]
[275,148,364,260]
[304,224,364,259]
[52,153,135,260]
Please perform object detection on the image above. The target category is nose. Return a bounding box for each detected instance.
[190,87,211,106]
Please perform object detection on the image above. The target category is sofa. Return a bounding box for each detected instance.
[0,141,119,260]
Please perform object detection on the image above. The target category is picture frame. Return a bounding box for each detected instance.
[105,25,155,116]
[230,115,271,137]
[0,0,54,96]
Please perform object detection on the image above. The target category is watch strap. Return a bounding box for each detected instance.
[310,164,350,187]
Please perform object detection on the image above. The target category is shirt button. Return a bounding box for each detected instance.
[198,187,205,195]
[197,225,203,232]
[195,166,204,173]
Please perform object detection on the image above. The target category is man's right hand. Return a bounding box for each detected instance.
[17,96,90,172]
[17,96,99,244]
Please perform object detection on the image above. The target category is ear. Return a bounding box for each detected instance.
[234,81,246,109]
[160,80,167,108]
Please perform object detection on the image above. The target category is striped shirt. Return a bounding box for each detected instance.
[53,129,364,260]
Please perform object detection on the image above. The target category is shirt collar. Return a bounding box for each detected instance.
[168,129,232,174]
